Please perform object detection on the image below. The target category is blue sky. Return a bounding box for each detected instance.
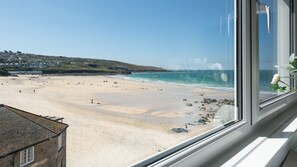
[0,0,235,69]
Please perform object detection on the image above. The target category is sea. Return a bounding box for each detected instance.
[115,70,276,92]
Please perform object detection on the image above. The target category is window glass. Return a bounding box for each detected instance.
[20,149,27,165]
[58,134,62,150]
[20,147,34,166]
[259,0,292,102]
[0,0,238,166]
[28,147,34,162]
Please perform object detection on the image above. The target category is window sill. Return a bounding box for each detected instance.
[260,92,296,110]
[20,161,34,167]
[257,93,297,123]
[222,107,297,166]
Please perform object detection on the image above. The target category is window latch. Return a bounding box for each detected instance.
[257,2,271,33]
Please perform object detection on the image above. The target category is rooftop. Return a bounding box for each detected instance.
[0,104,68,158]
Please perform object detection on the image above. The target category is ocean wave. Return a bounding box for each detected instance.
[111,75,235,91]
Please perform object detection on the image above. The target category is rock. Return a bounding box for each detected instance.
[218,99,235,106]
[215,105,236,124]
[200,107,206,111]
[182,99,187,101]
[201,116,210,122]
[186,103,193,107]
[171,128,188,133]
[203,98,218,104]
[195,118,207,125]
[187,123,198,126]
[114,82,118,84]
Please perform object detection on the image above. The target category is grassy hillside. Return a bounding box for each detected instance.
[0,51,166,75]
[0,68,10,76]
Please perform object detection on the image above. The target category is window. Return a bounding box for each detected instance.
[0,0,258,166]
[258,0,293,102]
[2,0,297,166]
[20,146,34,167]
[58,134,62,151]
[0,0,241,166]
[251,0,295,123]
[131,0,240,165]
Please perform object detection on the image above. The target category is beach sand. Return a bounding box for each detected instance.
[0,75,234,167]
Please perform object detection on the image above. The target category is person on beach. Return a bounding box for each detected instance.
[19,90,21,93]
[91,99,94,104]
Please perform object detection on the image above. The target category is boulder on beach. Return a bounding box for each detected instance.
[203,98,217,104]
[215,105,236,124]
[186,103,193,107]
[193,116,210,125]
[171,128,188,133]
[195,118,207,125]
[218,99,234,105]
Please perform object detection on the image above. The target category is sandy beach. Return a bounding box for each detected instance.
[0,75,234,167]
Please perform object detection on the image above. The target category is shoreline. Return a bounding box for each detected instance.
[110,74,236,92]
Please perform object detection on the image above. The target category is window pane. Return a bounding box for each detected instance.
[0,0,238,166]
[259,0,291,102]
[28,147,34,162]
[20,150,26,165]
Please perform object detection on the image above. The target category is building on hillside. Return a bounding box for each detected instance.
[0,104,68,167]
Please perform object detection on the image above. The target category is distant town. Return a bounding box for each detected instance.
[0,50,165,75]
[0,50,60,69]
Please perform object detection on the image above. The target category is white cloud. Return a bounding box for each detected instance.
[166,58,224,70]
[209,63,223,70]
[194,58,207,66]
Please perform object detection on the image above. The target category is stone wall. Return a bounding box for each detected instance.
[0,130,67,167]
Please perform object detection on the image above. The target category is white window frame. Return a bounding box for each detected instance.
[20,146,34,167]
[58,134,63,151]
[251,0,297,124]
[131,0,297,166]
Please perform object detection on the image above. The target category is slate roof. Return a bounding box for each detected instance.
[0,104,68,158]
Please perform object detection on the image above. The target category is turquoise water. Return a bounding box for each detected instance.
[119,70,234,89]
[117,70,275,92]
